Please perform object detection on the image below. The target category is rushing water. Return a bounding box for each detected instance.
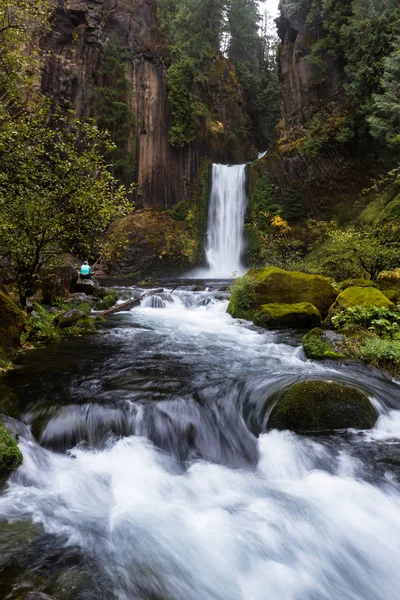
[1,284,400,600]
[205,164,247,277]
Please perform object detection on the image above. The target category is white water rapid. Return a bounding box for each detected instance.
[2,286,400,599]
[204,163,247,277]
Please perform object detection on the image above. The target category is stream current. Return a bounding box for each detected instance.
[1,284,400,599]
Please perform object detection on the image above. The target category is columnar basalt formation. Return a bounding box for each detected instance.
[41,0,247,209]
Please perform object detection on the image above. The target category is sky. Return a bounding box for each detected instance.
[258,0,280,17]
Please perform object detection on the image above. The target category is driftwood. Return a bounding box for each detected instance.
[99,288,164,317]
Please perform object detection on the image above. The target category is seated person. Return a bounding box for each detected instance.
[80,261,91,279]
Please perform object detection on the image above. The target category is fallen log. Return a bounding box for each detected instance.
[98,288,164,317]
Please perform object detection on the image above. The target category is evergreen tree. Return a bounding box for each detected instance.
[368,38,400,146]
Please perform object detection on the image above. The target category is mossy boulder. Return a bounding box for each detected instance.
[340,279,377,291]
[328,286,395,320]
[268,380,376,434]
[0,420,22,478]
[382,289,399,303]
[302,328,346,359]
[0,291,26,358]
[94,290,118,310]
[253,303,321,329]
[228,267,336,319]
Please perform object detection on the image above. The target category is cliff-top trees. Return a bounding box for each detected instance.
[0,104,131,305]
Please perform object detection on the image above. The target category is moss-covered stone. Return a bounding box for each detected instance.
[328,286,395,320]
[0,420,22,478]
[228,267,336,319]
[340,279,377,291]
[0,291,26,356]
[302,328,346,359]
[382,289,399,303]
[268,380,376,433]
[254,302,321,329]
[95,290,118,310]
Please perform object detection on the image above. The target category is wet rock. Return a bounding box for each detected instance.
[228,267,336,320]
[64,292,90,303]
[55,309,86,328]
[0,420,22,478]
[41,263,79,303]
[253,302,321,329]
[302,328,346,359]
[18,593,56,600]
[268,380,377,434]
[75,279,98,294]
[95,290,118,310]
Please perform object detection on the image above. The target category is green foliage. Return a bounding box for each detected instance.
[332,305,400,339]
[360,337,400,368]
[170,200,190,221]
[302,328,345,359]
[0,420,22,478]
[0,103,132,304]
[94,33,137,182]
[227,274,257,319]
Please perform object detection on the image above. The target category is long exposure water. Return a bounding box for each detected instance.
[1,284,400,599]
[205,164,247,277]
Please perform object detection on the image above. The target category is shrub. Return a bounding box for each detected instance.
[332,305,400,338]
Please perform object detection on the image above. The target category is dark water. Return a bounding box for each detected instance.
[1,284,400,600]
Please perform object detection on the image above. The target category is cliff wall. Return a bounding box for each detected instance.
[41,0,247,209]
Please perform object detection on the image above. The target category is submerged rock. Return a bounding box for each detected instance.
[228,267,336,320]
[268,380,376,434]
[302,328,346,359]
[0,420,22,478]
[253,302,321,329]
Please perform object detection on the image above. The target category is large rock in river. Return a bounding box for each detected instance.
[227,267,336,320]
[253,302,321,329]
[268,380,377,433]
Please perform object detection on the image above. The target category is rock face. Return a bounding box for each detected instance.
[253,302,321,330]
[41,0,247,209]
[268,380,377,433]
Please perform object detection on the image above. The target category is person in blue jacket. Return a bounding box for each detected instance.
[80,261,91,280]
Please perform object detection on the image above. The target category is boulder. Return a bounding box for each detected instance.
[18,594,56,600]
[382,289,399,303]
[228,267,336,320]
[95,290,118,310]
[41,264,79,303]
[253,302,321,329]
[0,291,26,357]
[302,328,346,359]
[339,279,377,291]
[55,309,86,328]
[328,286,395,320]
[268,380,377,434]
[0,420,22,478]
[75,279,98,294]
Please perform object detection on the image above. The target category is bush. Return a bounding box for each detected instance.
[170,200,191,221]
[332,305,400,338]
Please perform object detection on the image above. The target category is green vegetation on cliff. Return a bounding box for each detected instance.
[0,421,22,478]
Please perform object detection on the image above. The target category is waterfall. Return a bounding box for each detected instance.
[205,163,247,278]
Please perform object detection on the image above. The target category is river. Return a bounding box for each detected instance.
[1,283,400,599]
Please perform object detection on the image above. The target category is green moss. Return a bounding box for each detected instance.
[95,291,118,310]
[268,380,376,433]
[358,195,388,225]
[0,420,22,478]
[227,274,257,319]
[329,286,395,319]
[302,328,345,359]
[377,195,400,223]
[340,279,378,291]
[253,302,321,329]
[229,267,337,319]
[382,289,399,303]
[0,291,26,355]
